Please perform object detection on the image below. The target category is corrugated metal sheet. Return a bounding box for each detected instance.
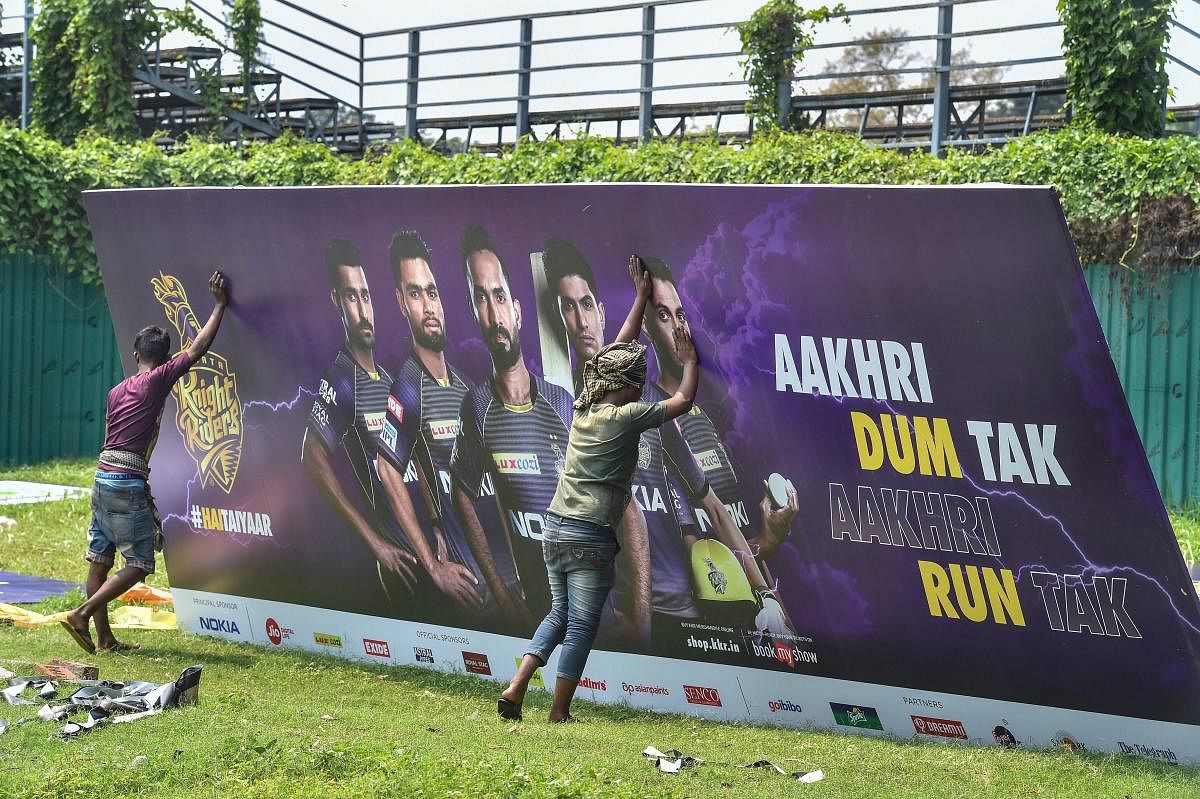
[1085,265,1200,505]
[0,254,124,465]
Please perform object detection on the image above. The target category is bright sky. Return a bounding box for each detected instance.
[5,0,1200,132]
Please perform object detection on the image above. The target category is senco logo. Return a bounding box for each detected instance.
[265,617,283,645]
[578,677,607,692]
[313,632,343,648]
[363,638,391,658]
[198,616,241,635]
[414,647,434,664]
[462,651,492,675]
[493,453,540,475]
[429,419,460,441]
[768,699,802,714]
[694,449,722,472]
[683,685,722,707]
[911,715,967,740]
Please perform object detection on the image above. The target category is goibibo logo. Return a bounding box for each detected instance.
[683,685,722,707]
[768,699,802,714]
[911,715,968,740]
[462,651,492,675]
[363,638,391,658]
[198,616,241,635]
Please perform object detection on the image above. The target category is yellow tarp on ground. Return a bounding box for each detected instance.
[0,603,176,630]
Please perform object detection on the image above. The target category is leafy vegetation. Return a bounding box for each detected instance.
[3,125,1200,288]
[735,0,848,129]
[1059,0,1173,137]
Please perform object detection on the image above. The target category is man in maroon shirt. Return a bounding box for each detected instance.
[62,271,229,654]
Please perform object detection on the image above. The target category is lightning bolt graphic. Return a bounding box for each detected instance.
[161,386,314,550]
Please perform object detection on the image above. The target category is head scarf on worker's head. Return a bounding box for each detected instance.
[574,341,648,410]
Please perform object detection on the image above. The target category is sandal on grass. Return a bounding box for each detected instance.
[99,640,141,653]
[60,619,96,654]
[497,697,522,721]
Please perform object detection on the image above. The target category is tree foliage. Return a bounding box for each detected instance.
[821,28,1007,129]
[230,0,262,93]
[30,0,214,143]
[1059,0,1172,138]
[736,0,848,130]
[2,126,1199,288]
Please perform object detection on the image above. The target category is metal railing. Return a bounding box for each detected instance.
[177,0,1078,154]
[4,0,1200,153]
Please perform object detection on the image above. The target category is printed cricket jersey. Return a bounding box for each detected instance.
[671,399,755,540]
[377,354,484,581]
[615,382,708,619]
[305,348,411,552]
[450,372,574,618]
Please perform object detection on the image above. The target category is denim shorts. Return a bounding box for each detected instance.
[86,471,156,574]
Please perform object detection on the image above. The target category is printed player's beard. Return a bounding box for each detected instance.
[412,322,446,352]
[487,326,521,371]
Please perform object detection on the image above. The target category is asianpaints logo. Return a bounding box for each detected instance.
[621,682,669,697]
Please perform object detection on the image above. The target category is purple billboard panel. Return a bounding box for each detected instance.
[86,185,1200,762]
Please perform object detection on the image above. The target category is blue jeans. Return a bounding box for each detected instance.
[86,471,156,574]
[525,513,618,682]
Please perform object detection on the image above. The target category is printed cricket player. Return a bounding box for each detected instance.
[640,257,800,625]
[449,225,652,638]
[542,239,791,649]
[302,237,420,609]
[373,230,485,616]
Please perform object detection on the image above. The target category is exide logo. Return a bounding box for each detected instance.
[199,616,241,635]
[265,617,282,645]
[363,638,391,658]
[683,685,722,707]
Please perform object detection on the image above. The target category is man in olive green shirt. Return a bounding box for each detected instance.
[497,256,698,723]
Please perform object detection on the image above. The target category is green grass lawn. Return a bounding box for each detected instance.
[2,458,1198,798]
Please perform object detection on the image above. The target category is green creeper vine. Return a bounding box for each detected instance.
[230,0,262,100]
[31,0,216,143]
[736,0,848,130]
[1059,0,1173,138]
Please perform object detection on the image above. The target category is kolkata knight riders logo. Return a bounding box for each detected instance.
[151,272,243,493]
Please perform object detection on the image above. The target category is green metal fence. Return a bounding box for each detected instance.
[1086,266,1200,506]
[0,254,123,466]
[1,255,1197,505]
